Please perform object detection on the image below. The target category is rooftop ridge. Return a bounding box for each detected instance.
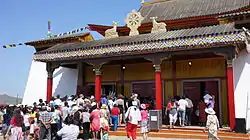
[143,0,170,5]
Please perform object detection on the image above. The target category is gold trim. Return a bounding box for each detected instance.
[227,59,233,67]
[154,64,161,72]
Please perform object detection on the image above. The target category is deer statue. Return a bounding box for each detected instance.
[105,21,119,39]
[150,17,167,33]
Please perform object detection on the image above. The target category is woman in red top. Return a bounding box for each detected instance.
[5,108,24,140]
[111,104,120,131]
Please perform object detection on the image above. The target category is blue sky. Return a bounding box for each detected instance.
[0,0,141,97]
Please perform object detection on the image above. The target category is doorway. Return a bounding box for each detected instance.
[181,79,221,125]
[85,83,116,97]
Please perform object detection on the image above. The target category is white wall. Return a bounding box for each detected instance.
[22,60,78,105]
[233,50,250,131]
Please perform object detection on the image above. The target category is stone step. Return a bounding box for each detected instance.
[109,131,250,140]
[113,127,247,137]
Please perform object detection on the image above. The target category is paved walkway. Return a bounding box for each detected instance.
[109,136,197,140]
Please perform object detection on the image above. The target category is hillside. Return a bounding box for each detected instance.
[0,94,22,105]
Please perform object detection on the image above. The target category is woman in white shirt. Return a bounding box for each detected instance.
[57,115,80,140]
[125,101,141,140]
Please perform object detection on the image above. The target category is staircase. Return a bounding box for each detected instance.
[109,126,250,140]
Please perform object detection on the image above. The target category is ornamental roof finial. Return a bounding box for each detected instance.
[150,16,167,33]
[47,21,55,38]
[125,10,144,36]
[105,21,119,39]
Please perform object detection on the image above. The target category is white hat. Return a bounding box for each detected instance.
[140,104,146,109]
[72,106,79,112]
[205,108,216,115]
[90,96,95,99]
[68,96,72,100]
[47,107,51,111]
[91,102,97,107]
[132,101,137,106]
[134,94,138,97]
[84,98,91,102]
[101,104,107,109]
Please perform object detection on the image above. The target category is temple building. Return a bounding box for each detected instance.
[23,0,250,132]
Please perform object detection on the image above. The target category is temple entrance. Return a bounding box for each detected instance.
[86,83,116,97]
[182,79,221,125]
[131,81,156,109]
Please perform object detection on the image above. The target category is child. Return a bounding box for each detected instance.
[140,104,149,140]
[29,114,40,140]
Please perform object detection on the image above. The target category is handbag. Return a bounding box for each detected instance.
[125,108,131,122]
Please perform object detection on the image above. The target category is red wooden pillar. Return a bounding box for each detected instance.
[227,59,235,130]
[46,77,53,102]
[154,64,162,110]
[46,63,57,102]
[95,67,102,104]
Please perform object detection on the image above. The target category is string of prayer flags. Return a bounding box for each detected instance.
[2,43,23,48]
[1,26,89,49]
[49,27,89,38]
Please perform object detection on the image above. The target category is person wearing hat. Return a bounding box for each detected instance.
[67,96,75,107]
[100,104,109,140]
[140,104,149,140]
[125,101,141,140]
[76,94,85,106]
[167,99,178,129]
[100,104,109,119]
[203,108,220,140]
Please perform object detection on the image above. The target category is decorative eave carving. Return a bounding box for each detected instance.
[105,21,119,39]
[150,17,167,33]
[242,27,250,53]
[125,10,144,36]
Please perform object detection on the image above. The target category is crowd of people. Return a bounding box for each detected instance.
[0,93,150,140]
[0,90,220,140]
[165,92,220,139]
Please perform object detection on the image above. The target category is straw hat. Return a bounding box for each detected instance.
[205,108,216,115]
[84,98,91,103]
[91,102,97,107]
[101,104,107,109]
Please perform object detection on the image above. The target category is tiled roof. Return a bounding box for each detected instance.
[139,0,250,23]
[218,11,250,18]
[25,32,90,45]
[33,23,245,62]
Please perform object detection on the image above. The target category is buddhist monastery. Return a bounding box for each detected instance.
[23,0,250,132]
